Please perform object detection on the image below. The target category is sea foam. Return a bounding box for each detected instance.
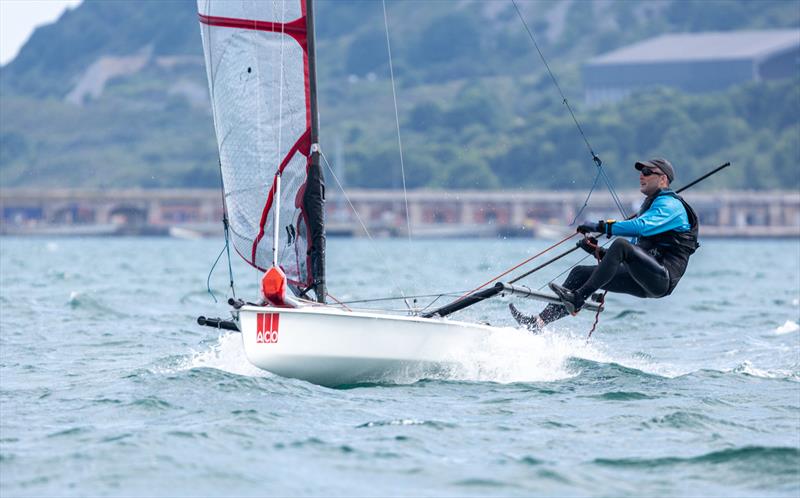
[440,325,684,384]
[775,320,799,335]
[182,332,271,378]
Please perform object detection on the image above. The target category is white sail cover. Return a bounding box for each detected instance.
[198,0,314,290]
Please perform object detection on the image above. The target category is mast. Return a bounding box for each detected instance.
[303,0,327,303]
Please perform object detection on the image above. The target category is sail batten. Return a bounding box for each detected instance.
[198,0,324,299]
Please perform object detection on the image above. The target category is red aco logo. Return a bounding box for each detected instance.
[256,313,279,344]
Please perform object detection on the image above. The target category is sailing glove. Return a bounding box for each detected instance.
[577,220,615,236]
[576,237,606,259]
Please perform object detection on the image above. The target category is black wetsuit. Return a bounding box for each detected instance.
[539,191,699,325]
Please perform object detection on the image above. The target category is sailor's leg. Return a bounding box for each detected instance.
[539,265,595,324]
[616,246,669,298]
[575,239,668,300]
[598,266,648,297]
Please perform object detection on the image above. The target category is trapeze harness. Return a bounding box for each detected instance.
[635,190,700,295]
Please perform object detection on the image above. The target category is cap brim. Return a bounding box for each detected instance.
[634,161,653,171]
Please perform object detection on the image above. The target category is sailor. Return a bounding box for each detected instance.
[510,158,699,332]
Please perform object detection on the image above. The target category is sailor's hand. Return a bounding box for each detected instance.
[576,222,600,234]
[576,236,598,254]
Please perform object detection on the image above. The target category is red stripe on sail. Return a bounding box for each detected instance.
[251,129,312,265]
[201,0,314,289]
[198,13,307,49]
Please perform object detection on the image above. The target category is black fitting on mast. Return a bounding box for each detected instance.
[304,0,327,303]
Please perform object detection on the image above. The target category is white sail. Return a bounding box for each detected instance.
[197,0,321,293]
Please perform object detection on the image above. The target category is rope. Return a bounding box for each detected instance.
[586,242,607,341]
[511,0,627,219]
[381,0,412,241]
[325,292,352,312]
[202,3,237,302]
[223,215,235,298]
[337,291,465,305]
[537,236,614,291]
[456,232,579,301]
[320,150,409,302]
[570,167,603,225]
[586,291,605,341]
[206,243,225,303]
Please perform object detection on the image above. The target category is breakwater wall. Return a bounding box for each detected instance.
[1,188,798,238]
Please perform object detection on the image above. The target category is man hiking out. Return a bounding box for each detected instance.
[510,158,699,332]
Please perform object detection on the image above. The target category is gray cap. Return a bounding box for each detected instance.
[635,157,675,183]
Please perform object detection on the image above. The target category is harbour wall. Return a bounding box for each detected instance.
[1,188,798,238]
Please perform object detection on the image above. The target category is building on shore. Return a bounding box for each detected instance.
[583,30,800,105]
[1,188,798,239]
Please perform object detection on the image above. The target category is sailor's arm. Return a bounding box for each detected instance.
[610,197,690,237]
[578,196,690,237]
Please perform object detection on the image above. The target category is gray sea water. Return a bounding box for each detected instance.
[1,236,798,497]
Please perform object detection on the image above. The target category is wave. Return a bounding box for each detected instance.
[66,291,126,317]
[730,360,799,381]
[356,419,454,429]
[609,309,647,320]
[593,446,800,471]
[590,391,656,401]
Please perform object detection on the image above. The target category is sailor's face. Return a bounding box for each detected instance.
[639,168,665,196]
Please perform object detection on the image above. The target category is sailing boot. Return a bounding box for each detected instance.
[509,303,545,333]
[548,282,585,315]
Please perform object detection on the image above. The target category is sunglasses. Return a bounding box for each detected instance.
[640,167,664,177]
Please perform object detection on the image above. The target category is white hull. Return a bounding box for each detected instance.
[238,305,496,386]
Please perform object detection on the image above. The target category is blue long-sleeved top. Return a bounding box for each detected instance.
[610,190,691,239]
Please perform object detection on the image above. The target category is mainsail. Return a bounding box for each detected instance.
[197,0,325,301]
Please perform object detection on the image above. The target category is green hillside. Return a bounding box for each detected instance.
[0,0,798,190]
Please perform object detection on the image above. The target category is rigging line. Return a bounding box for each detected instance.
[338,291,466,305]
[511,0,627,219]
[536,237,614,291]
[325,292,352,312]
[224,218,236,298]
[218,158,236,298]
[382,0,412,242]
[418,292,459,314]
[570,168,603,225]
[571,168,628,225]
[204,1,236,299]
[456,232,579,301]
[511,0,593,157]
[599,166,628,218]
[320,150,410,301]
[270,0,288,271]
[206,242,227,303]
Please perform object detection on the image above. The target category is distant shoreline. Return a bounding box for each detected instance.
[2,188,798,239]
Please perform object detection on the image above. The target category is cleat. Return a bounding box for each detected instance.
[548,282,585,315]
[509,303,544,334]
